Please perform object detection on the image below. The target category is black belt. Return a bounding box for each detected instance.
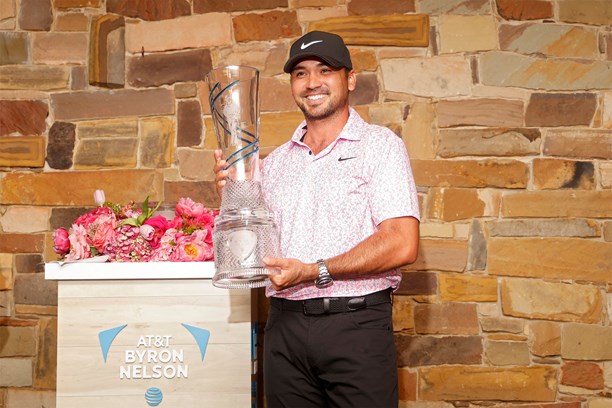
[270,289,392,315]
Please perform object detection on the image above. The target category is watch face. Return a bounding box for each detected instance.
[315,275,333,288]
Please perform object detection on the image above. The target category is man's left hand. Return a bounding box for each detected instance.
[263,257,316,291]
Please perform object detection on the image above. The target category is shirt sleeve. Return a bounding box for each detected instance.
[368,132,420,226]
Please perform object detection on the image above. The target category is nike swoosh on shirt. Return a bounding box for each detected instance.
[338,156,357,162]
[301,40,323,50]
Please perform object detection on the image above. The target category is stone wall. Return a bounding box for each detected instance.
[0,0,611,406]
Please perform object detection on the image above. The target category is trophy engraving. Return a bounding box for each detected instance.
[205,65,280,288]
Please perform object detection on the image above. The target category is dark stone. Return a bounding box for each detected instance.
[107,0,191,21]
[525,93,597,127]
[127,49,212,87]
[0,100,48,136]
[15,254,44,274]
[0,32,29,65]
[496,0,553,20]
[50,207,92,229]
[194,0,287,13]
[349,73,378,106]
[46,122,76,170]
[164,180,219,209]
[14,274,57,306]
[396,271,437,295]
[395,334,483,366]
[349,0,415,15]
[177,100,203,147]
[18,0,53,31]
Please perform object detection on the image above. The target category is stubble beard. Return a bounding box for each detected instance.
[297,94,348,122]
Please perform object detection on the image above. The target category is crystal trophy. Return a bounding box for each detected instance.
[205,65,280,289]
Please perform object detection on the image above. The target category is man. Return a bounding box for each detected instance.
[214,31,420,408]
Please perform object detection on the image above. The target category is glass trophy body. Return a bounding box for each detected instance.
[205,65,280,289]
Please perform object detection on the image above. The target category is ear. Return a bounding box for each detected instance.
[347,69,357,92]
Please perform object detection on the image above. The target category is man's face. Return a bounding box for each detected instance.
[290,58,356,121]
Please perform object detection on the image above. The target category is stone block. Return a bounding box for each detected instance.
[605,361,612,388]
[487,218,600,238]
[526,93,597,127]
[0,170,164,205]
[128,48,212,87]
[0,136,45,167]
[0,253,12,290]
[0,100,47,136]
[259,111,305,148]
[52,88,174,121]
[74,138,138,169]
[174,83,196,99]
[403,102,436,160]
[0,358,33,386]
[0,207,49,233]
[404,239,468,273]
[588,399,612,408]
[164,180,219,209]
[77,119,137,139]
[32,32,87,63]
[212,43,288,77]
[501,190,612,218]
[46,121,76,170]
[485,340,530,365]
[533,158,595,190]
[6,389,56,408]
[34,317,56,389]
[467,219,487,271]
[0,32,29,65]
[0,291,11,316]
[437,98,524,128]
[15,254,43,273]
[438,128,539,158]
[177,100,202,147]
[177,148,215,181]
[233,10,300,43]
[490,238,611,283]
[349,72,378,106]
[14,273,57,306]
[414,303,479,335]
[562,324,612,360]
[54,12,89,31]
[479,51,612,90]
[382,55,471,98]
[296,6,346,24]
[348,0,414,15]
[140,117,174,168]
[396,271,437,296]
[480,317,523,333]
[309,14,429,47]
[107,0,190,20]
[561,361,604,390]
[500,23,598,59]
[395,334,482,366]
[0,0,16,29]
[412,159,529,188]
[0,65,70,90]
[50,207,91,229]
[439,273,497,302]
[397,368,416,401]
[530,321,561,357]
[427,188,499,221]
[18,0,52,30]
[125,13,232,53]
[495,0,553,20]
[195,0,286,13]
[392,296,414,332]
[604,91,612,129]
[601,162,612,189]
[419,0,490,15]
[558,0,612,25]
[71,65,87,90]
[260,76,297,113]
[543,129,612,160]
[603,221,612,242]
[55,0,101,7]
[0,326,36,356]
[421,366,556,401]
[439,15,496,54]
[89,14,125,89]
[0,233,44,253]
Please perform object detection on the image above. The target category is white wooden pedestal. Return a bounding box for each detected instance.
[45,262,254,407]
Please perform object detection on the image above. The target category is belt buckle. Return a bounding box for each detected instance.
[347,296,366,311]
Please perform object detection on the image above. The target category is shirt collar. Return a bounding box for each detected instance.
[290,108,364,145]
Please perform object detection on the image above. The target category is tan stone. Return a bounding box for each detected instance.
[530,321,561,357]
[403,102,437,160]
[398,368,417,401]
[233,10,300,42]
[6,389,56,408]
[603,91,612,129]
[74,138,138,169]
[480,317,523,333]
[589,398,612,408]
[77,119,138,139]
[54,12,88,31]
[418,0,491,15]
[14,304,57,315]
[604,361,612,388]
[125,13,232,53]
[490,238,611,283]
[419,223,454,238]
[309,14,429,47]
[32,32,87,63]
[558,0,612,25]
[34,317,56,389]
[600,162,612,189]
[439,15,496,54]
[543,129,612,160]
[297,6,346,23]
[0,291,11,316]
[438,128,540,158]
[381,56,472,98]
[427,188,499,221]
[213,43,288,76]
[348,0,415,15]
[350,48,378,72]
[0,358,32,387]
[501,190,612,218]
[562,324,612,360]
[392,295,414,332]
[0,326,36,357]
[414,303,479,335]
[89,14,125,89]
[290,0,337,6]
[0,0,16,30]
[486,218,600,238]
[412,159,529,188]
[0,233,44,252]
[439,273,497,302]
[604,222,612,242]
[437,98,524,128]
[140,117,175,168]
[405,239,468,272]
[533,159,595,190]
[0,253,12,290]
[0,206,49,233]
[501,278,603,323]
[419,366,556,401]
[0,136,45,167]
[260,76,295,112]
[55,0,100,7]
[0,170,164,205]
[479,51,612,90]
[0,65,70,90]
[177,148,216,181]
[485,340,530,366]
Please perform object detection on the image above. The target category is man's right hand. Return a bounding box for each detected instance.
[213,149,228,199]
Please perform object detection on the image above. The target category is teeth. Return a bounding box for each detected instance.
[306,94,325,100]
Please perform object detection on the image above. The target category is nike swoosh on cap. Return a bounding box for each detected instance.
[301,40,323,50]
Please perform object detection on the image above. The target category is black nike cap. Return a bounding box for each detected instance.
[283,31,353,73]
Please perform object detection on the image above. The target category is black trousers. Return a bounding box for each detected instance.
[263,297,398,408]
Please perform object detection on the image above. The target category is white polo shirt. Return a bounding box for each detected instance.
[262,108,420,300]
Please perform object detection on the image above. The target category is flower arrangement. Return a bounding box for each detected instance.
[53,190,218,262]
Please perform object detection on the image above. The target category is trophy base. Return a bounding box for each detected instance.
[212,267,271,289]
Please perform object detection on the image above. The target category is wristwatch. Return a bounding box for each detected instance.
[315,259,333,289]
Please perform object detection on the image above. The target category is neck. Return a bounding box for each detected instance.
[303,107,350,155]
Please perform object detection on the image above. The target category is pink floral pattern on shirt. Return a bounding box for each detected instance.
[262,108,420,300]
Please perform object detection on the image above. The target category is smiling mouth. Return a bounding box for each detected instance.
[305,94,327,102]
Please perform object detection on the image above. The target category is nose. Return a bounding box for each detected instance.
[306,72,322,89]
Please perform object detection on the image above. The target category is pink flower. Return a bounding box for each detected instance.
[94,189,106,206]
[143,215,169,249]
[149,228,177,261]
[52,228,70,255]
[170,230,213,262]
[74,206,114,229]
[176,197,206,218]
[89,212,117,252]
[65,224,91,261]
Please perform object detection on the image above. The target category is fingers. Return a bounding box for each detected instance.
[213,150,228,198]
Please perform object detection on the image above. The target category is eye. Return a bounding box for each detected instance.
[293,71,306,78]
